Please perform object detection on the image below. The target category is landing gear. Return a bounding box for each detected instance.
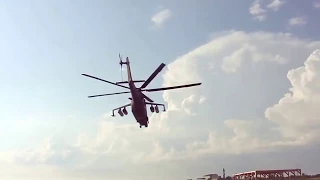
[139,120,149,128]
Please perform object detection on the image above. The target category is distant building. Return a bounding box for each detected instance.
[190,173,219,180]
[204,174,219,180]
[233,169,302,180]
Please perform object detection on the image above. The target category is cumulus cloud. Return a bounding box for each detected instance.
[151,8,172,28]
[267,0,286,11]
[249,0,286,22]
[313,1,320,9]
[1,31,320,179]
[288,17,307,27]
[265,50,320,142]
[177,49,320,159]
[249,0,267,21]
[158,32,319,159]
[163,31,313,76]
[249,0,285,21]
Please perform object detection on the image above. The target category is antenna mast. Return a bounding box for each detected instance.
[223,168,225,180]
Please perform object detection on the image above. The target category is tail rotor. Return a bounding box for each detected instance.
[119,53,123,81]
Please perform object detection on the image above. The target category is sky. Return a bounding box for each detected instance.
[1,0,320,179]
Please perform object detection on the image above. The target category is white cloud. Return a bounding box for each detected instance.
[289,17,307,27]
[249,0,267,21]
[1,31,320,179]
[164,31,310,75]
[265,49,320,142]
[178,49,320,159]
[249,0,286,21]
[158,31,320,158]
[151,8,172,28]
[267,0,286,11]
[313,1,320,9]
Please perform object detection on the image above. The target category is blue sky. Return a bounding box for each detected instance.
[1,0,320,180]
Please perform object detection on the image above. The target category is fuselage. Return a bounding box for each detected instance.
[124,57,148,126]
[129,82,148,125]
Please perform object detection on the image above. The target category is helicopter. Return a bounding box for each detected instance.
[82,54,202,128]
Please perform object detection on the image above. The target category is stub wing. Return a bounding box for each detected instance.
[112,103,131,116]
[145,102,165,106]
[145,102,166,112]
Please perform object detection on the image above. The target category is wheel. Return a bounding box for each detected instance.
[145,124,148,128]
[140,125,142,128]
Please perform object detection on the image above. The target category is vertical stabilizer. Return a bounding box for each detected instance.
[126,57,133,82]
[119,54,133,83]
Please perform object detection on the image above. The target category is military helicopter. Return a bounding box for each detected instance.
[82,54,202,128]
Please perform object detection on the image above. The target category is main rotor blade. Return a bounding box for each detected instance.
[140,63,166,89]
[143,83,202,92]
[141,93,154,102]
[82,74,130,89]
[88,91,131,98]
